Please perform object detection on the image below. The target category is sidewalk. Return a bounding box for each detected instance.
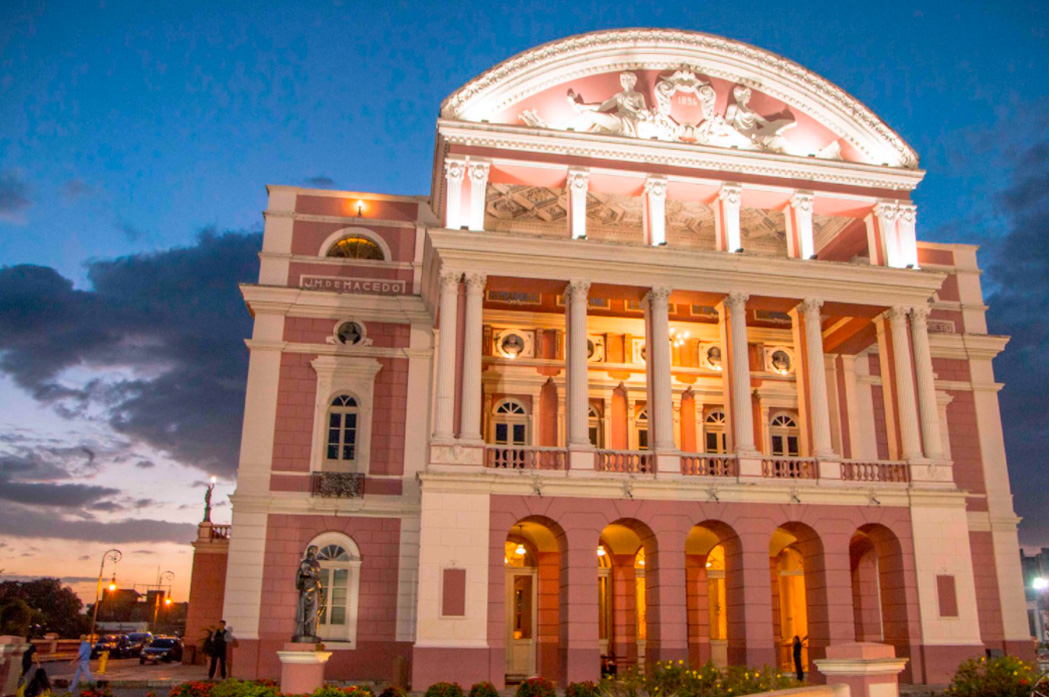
[48,657,208,688]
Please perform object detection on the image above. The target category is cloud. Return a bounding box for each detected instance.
[981,135,1049,546]
[0,172,31,224]
[0,480,120,507]
[0,229,261,475]
[135,460,155,469]
[62,179,93,202]
[119,223,145,241]
[304,175,334,187]
[0,503,196,543]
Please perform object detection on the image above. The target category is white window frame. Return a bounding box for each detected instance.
[588,403,604,448]
[703,409,727,454]
[490,398,530,445]
[310,356,382,474]
[307,532,362,646]
[769,411,801,457]
[318,226,392,260]
[633,406,649,450]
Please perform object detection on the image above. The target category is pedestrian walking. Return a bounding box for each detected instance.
[69,637,93,693]
[207,621,231,680]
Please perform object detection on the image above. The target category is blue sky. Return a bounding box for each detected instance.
[1,0,1047,599]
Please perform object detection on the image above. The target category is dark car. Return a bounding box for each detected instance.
[92,634,131,659]
[125,632,153,657]
[140,636,183,664]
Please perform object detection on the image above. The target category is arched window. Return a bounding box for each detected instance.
[704,409,727,454]
[491,399,528,446]
[588,404,603,448]
[326,395,359,469]
[635,407,649,450]
[770,412,800,457]
[308,533,362,645]
[326,235,385,260]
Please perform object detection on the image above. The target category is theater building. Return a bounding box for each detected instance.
[208,29,1032,688]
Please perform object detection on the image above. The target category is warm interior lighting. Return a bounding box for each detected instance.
[514,542,527,556]
[638,558,645,566]
[596,545,607,557]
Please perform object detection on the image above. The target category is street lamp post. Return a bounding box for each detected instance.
[152,570,175,631]
[89,549,122,642]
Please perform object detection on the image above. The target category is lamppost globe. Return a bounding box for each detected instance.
[1033,577,1048,591]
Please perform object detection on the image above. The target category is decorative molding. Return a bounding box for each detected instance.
[440,29,919,169]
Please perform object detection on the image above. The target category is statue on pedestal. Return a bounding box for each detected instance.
[293,546,322,643]
[203,479,215,523]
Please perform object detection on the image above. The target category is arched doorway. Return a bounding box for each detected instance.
[686,521,743,667]
[504,519,563,682]
[597,520,655,675]
[850,524,912,674]
[770,523,827,676]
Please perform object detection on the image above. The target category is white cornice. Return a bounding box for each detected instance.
[240,284,433,324]
[439,121,924,192]
[427,228,945,307]
[440,28,919,169]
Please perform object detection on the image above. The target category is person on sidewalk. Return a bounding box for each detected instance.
[69,637,93,693]
[207,621,231,680]
[792,635,807,682]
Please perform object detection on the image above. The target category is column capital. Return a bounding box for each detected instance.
[467,160,490,182]
[439,269,461,289]
[898,202,917,223]
[464,272,487,294]
[566,168,590,191]
[798,298,824,315]
[886,305,910,324]
[724,291,749,312]
[873,200,900,221]
[443,159,466,182]
[910,304,931,322]
[718,182,742,207]
[789,190,814,212]
[565,279,591,300]
[645,285,672,307]
[644,175,668,199]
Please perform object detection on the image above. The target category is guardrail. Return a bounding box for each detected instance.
[840,459,909,483]
[485,446,567,470]
[596,449,653,474]
[681,453,738,477]
[210,524,231,540]
[310,472,366,498]
[762,457,818,480]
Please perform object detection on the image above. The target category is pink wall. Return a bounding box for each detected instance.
[290,219,417,261]
[233,514,408,681]
[283,318,410,348]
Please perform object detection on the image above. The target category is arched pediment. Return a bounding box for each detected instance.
[441,29,918,169]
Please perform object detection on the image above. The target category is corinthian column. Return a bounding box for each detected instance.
[458,272,487,442]
[725,292,756,454]
[442,159,466,229]
[645,286,675,450]
[910,305,944,459]
[887,306,923,459]
[715,183,743,252]
[800,299,834,456]
[432,270,460,441]
[466,161,490,232]
[566,280,592,448]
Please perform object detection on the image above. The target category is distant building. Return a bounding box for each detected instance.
[94,587,186,635]
[1021,549,1049,643]
[186,28,1032,687]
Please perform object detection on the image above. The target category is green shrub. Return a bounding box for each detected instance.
[378,688,406,697]
[424,683,465,697]
[170,682,214,697]
[468,682,500,697]
[210,680,281,697]
[947,655,1036,697]
[601,661,797,697]
[515,677,555,697]
[565,681,601,697]
[312,687,374,697]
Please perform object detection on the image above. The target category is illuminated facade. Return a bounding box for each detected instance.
[213,29,1032,687]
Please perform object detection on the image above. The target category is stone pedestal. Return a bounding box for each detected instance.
[277,644,332,695]
[813,642,908,697]
[0,636,29,697]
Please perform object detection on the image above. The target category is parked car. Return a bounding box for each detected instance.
[140,636,183,664]
[125,632,153,657]
[92,634,131,659]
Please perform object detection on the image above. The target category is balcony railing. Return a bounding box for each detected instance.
[485,446,567,470]
[596,449,653,474]
[311,472,366,498]
[762,456,818,480]
[841,459,909,483]
[210,524,231,540]
[681,453,738,477]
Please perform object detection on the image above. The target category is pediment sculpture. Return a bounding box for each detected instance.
[520,69,829,157]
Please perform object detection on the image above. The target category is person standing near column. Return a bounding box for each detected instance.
[69,636,92,693]
[207,620,229,680]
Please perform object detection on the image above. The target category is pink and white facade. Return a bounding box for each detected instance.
[215,29,1031,688]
